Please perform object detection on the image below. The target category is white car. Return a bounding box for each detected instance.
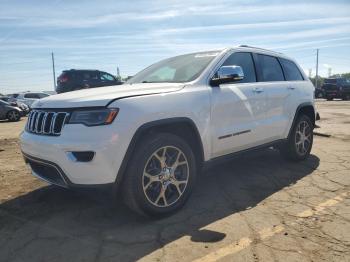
[11,92,50,108]
[20,46,315,216]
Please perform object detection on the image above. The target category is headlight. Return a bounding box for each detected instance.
[68,108,119,126]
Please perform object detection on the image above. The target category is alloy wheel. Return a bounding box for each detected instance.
[8,111,19,121]
[142,146,189,207]
[295,120,312,156]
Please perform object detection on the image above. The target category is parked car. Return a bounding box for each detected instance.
[314,87,325,98]
[21,46,316,217]
[56,69,123,94]
[13,92,50,108]
[322,78,350,100]
[0,100,22,121]
[0,96,30,115]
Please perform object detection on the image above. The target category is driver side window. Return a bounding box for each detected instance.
[222,52,257,83]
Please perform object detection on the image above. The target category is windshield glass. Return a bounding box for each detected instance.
[324,79,337,84]
[0,100,10,105]
[127,51,219,84]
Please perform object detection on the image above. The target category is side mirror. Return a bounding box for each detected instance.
[210,65,244,86]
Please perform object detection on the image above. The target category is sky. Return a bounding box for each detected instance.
[0,0,350,93]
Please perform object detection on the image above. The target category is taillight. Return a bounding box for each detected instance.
[59,74,69,83]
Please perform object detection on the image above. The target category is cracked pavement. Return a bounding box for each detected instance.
[0,100,349,262]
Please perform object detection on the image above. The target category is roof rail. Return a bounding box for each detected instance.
[238,45,282,54]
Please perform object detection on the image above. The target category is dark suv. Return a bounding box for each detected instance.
[56,69,123,94]
[322,78,350,100]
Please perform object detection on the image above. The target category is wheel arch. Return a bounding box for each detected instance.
[115,117,205,188]
[288,102,315,139]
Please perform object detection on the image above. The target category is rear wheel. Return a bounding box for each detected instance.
[326,96,333,101]
[7,110,20,122]
[280,115,313,161]
[122,133,196,217]
[343,94,350,100]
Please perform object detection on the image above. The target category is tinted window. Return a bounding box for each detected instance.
[222,52,256,83]
[38,93,49,98]
[280,58,303,81]
[24,93,40,99]
[258,54,284,82]
[81,71,98,80]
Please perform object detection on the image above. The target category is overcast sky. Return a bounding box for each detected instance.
[0,0,350,93]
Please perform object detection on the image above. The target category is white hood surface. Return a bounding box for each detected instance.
[32,83,184,109]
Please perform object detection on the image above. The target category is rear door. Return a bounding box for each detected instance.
[255,54,297,141]
[81,71,99,88]
[210,52,268,157]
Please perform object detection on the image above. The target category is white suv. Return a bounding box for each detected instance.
[20,46,315,216]
[11,92,50,107]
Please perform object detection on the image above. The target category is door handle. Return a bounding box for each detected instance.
[253,87,264,93]
[287,86,295,90]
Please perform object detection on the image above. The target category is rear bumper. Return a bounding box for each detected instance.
[324,90,350,98]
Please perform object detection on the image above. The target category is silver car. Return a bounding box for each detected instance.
[0,100,22,122]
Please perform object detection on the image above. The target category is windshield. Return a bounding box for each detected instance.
[324,79,337,84]
[127,51,219,84]
[0,100,10,105]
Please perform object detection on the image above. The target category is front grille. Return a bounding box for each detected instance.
[26,110,70,136]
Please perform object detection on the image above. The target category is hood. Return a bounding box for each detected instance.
[32,83,184,109]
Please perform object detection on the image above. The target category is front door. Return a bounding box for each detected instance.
[210,52,267,158]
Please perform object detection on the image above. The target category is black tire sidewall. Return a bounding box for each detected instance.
[123,133,197,217]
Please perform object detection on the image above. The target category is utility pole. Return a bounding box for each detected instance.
[51,52,56,90]
[315,49,319,88]
[328,67,332,77]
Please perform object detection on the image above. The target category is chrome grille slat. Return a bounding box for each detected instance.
[41,112,48,133]
[50,113,58,134]
[34,112,41,133]
[25,110,69,136]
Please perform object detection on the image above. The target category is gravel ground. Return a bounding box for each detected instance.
[0,100,349,262]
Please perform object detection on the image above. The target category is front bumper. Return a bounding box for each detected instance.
[20,121,133,186]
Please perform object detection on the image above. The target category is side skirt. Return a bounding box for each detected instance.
[203,139,286,170]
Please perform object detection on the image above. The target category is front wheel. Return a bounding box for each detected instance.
[280,115,313,161]
[122,133,197,217]
[7,110,21,122]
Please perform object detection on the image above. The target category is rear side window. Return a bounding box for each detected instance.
[38,93,49,98]
[81,71,99,80]
[258,54,284,82]
[280,58,304,81]
[24,93,40,99]
[222,52,256,83]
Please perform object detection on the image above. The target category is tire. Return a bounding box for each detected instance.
[7,110,21,122]
[316,92,323,99]
[122,133,197,217]
[280,115,313,161]
[343,94,350,101]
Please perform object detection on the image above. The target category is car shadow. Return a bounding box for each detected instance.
[0,148,319,261]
